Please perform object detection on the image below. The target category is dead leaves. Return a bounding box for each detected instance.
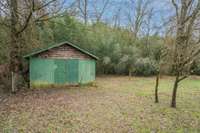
[0,76,200,132]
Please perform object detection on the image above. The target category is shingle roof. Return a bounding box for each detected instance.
[23,41,99,60]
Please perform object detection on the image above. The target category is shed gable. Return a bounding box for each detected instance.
[36,44,93,60]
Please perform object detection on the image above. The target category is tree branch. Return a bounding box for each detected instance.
[34,12,64,23]
[34,0,57,11]
[16,0,35,35]
[16,0,61,35]
[178,75,188,82]
[172,0,179,18]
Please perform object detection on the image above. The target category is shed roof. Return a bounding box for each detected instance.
[24,41,99,60]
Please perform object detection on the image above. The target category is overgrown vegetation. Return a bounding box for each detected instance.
[1,0,200,76]
[0,15,168,76]
[1,0,200,109]
[1,5,200,77]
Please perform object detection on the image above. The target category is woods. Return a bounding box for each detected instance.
[1,0,200,132]
[0,0,200,108]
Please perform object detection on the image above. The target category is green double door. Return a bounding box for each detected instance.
[54,59,78,84]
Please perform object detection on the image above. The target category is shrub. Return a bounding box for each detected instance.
[191,60,200,75]
[133,58,157,76]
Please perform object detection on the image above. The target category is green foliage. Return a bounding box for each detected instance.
[191,60,200,75]
[0,25,9,64]
[0,15,171,76]
[134,58,157,76]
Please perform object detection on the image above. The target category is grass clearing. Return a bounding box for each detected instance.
[0,76,200,132]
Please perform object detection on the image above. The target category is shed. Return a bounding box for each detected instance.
[24,41,98,86]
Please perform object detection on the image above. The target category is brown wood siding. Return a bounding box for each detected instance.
[36,45,93,60]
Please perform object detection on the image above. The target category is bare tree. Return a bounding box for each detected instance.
[142,7,154,56]
[127,0,152,39]
[154,47,168,103]
[170,0,200,108]
[77,0,88,25]
[91,0,110,23]
[112,4,122,28]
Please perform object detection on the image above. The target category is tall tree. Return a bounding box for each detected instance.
[91,0,110,23]
[170,0,200,108]
[77,0,88,25]
[127,0,152,39]
[0,0,64,92]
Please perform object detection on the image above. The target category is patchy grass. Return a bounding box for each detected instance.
[0,76,200,133]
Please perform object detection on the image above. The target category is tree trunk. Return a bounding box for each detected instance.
[10,43,21,93]
[84,0,88,25]
[10,0,20,93]
[155,74,159,103]
[128,68,132,79]
[171,75,179,108]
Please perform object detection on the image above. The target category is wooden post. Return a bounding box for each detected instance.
[11,72,17,93]
[11,72,14,93]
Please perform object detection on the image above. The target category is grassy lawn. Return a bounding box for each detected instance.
[0,76,200,133]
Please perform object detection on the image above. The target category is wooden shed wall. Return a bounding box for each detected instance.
[36,45,93,60]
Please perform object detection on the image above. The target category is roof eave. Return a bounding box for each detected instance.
[23,41,99,60]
